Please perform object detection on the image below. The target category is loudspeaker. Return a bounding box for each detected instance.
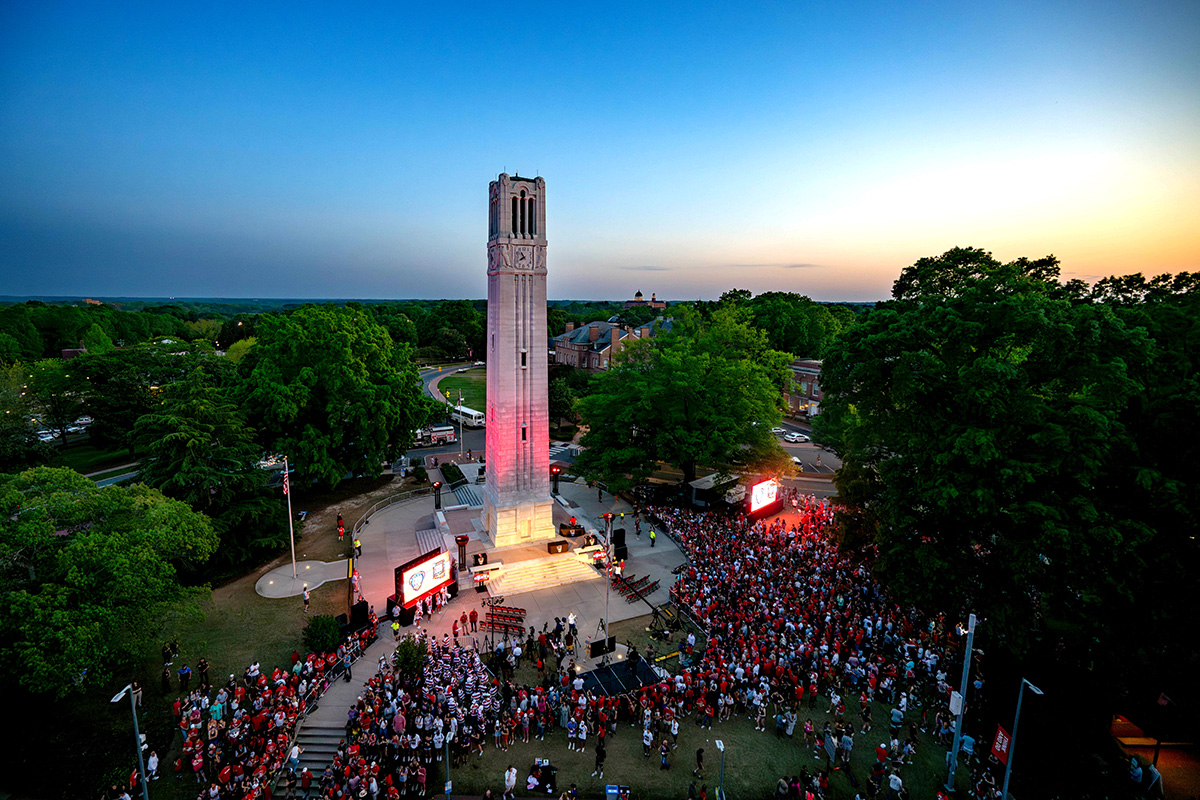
[612,528,626,546]
[588,636,617,658]
[349,599,370,632]
[614,543,628,561]
[547,540,569,554]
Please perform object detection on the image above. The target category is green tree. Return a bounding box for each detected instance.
[615,304,660,328]
[225,336,256,364]
[548,376,578,426]
[393,635,428,678]
[76,341,228,455]
[133,368,288,571]
[0,363,54,472]
[816,248,1200,785]
[0,467,218,697]
[80,323,115,355]
[303,615,343,653]
[434,326,469,359]
[24,359,84,441]
[575,306,793,490]
[243,305,427,488]
[0,332,23,364]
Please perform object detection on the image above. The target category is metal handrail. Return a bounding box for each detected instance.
[352,487,434,538]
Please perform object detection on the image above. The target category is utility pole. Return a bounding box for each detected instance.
[946,613,977,794]
[1001,678,1043,800]
[111,685,149,800]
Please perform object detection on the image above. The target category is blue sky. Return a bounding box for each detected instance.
[2,1,1197,301]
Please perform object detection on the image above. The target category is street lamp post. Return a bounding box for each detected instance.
[457,391,464,457]
[111,685,150,800]
[551,465,560,495]
[715,739,726,800]
[602,512,613,664]
[946,613,977,794]
[1001,678,1043,800]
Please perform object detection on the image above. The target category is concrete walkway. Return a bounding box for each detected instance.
[255,559,349,598]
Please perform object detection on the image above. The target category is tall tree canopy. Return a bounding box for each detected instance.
[242,305,430,488]
[575,306,793,490]
[816,247,1199,730]
[0,467,218,697]
[134,368,288,572]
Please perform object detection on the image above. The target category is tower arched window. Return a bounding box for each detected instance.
[511,196,518,235]
[519,189,527,236]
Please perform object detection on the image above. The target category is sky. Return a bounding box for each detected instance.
[2,1,1198,302]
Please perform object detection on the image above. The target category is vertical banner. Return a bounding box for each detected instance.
[991,724,1011,765]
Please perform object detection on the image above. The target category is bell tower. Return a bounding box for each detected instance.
[482,174,555,546]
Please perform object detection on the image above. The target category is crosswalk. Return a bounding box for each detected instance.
[549,443,572,459]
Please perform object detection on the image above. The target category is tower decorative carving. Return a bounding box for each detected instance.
[482,174,555,546]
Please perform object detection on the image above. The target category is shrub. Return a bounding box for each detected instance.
[440,462,465,483]
[302,615,342,653]
[411,465,428,483]
[393,636,428,678]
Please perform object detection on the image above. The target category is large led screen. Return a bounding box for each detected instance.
[400,550,453,608]
[748,478,779,514]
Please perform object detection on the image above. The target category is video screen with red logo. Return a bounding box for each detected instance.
[398,549,453,608]
[747,478,782,516]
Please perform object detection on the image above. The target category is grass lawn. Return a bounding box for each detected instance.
[54,440,133,474]
[437,370,486,410]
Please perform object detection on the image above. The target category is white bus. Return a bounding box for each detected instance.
[451,405,485,428]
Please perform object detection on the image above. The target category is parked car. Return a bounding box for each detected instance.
[770,427,786,435]
[784,432,810,443]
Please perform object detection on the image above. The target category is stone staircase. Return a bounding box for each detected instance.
[488,552,601,597]
[452,482,483,507]
[293,719,345,774]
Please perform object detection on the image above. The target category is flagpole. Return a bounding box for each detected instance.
[284,456,297,579]
[458,390,464,457]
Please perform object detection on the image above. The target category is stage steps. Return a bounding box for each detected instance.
[489,552,602,597]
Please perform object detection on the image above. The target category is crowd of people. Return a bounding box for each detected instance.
[321,493,1002,800]
[123,624,379,800]
[135,487,1007,800]
[649,495,998,799]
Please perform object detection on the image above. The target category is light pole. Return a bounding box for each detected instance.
[457,390,464,457]
[551,465,561,495]
[1000,678,1043,800]
[602,512,613,663]
[945,613,977,794]
[111,684,150,800]
[715,739,726,800]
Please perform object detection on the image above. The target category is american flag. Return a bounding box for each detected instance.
[283,469,289,496]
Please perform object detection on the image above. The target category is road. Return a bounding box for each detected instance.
[414,365,837,493]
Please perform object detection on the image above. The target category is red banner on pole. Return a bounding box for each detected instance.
[991,724,1011,765]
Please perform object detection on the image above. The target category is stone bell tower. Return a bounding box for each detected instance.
[482,174,555,546]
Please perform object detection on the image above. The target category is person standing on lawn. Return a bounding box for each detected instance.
[592,739,606,779]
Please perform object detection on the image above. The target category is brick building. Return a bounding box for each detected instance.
[784,358,823,417]
[550,319,671,374]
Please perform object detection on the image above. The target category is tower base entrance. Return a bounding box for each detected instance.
[482,493,556,548]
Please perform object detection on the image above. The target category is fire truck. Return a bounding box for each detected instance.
[412,425,456,447]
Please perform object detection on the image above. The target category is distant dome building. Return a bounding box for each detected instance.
[623,290,667,310]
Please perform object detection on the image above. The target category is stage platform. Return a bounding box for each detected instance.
[578,657,668,696]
